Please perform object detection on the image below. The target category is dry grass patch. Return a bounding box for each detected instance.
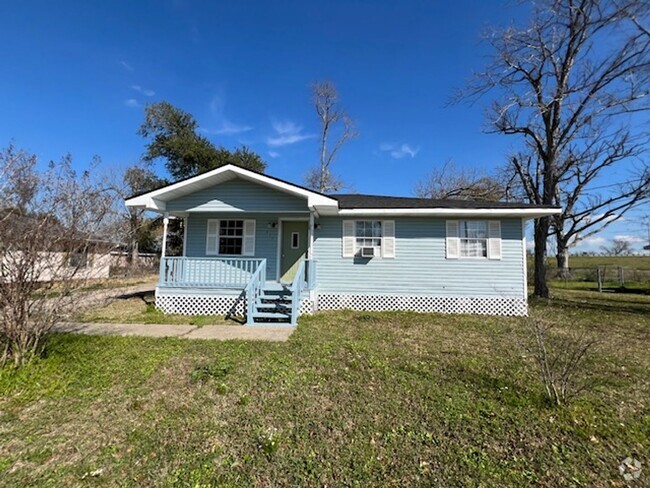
[0,289,648,486]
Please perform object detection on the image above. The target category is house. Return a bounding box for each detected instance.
[125,164,560,325]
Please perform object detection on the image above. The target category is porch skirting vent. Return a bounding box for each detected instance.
[155,289,314,317]
[316,294,528,317]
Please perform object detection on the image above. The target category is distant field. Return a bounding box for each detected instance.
[527,255,650,269]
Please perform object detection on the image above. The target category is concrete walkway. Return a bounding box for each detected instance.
[56,322,295,341]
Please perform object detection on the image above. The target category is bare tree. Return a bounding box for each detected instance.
[305,81,357,193]
[108,164,164,268]
[601,238,634,255]
[0,145,116,366]
[464,0,650,297]
[415,159,513,201]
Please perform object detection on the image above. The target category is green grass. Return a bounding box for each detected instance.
[1,290,648,486]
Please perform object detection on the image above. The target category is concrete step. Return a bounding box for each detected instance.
[252,311,291,320]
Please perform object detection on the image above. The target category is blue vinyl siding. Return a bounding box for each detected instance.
[313,217,525,297]
[166,177,309,213]
[185,213,307,279]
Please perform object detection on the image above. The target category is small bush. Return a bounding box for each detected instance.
[522,317,598,406]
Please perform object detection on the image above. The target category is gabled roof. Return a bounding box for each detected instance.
[125,165,561,218]
[125,164,339,214]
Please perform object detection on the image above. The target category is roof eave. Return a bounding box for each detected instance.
[336,207,562,218]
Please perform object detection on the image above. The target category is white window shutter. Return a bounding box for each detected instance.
[488,220,502,260]
[381,220,395,258]
[206,220,219,255]
[242,220,256,256]
[342,220,355,257]
[446,220,460,259]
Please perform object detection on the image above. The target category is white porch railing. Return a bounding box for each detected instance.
[159,257,265,288]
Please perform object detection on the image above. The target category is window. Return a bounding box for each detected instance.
[355,220,382,256]
[218,220,244,255]
[342,220,395,258]
[207,219,255,256]
[291,232,299,249]
[459,220,488,258]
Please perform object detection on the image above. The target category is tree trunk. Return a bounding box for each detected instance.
[130,238,139,267]
[556,239,570,279]
[533,217,550,298]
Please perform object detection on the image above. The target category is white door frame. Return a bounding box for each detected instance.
[276,217,310,281]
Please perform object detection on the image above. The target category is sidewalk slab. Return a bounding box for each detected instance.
[57,323,196,338]
[56,322,294,341]
[185,324,295,341]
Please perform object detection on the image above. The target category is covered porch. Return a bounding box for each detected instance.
[157,255,317,325]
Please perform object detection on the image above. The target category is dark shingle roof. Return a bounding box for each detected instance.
[330,194,557,210]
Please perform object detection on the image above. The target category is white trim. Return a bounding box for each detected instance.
[182,216,188,257]
[522,218,528,300]
[276,217,309,281]
[338,208,561,218]
[161,214,169,258]
[308,212,315,259]
[125,164,338,212]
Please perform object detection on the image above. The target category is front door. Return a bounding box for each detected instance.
[280,221,308,283]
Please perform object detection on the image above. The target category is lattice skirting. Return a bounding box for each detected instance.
[316,294,527,317]
[155,290,314,317]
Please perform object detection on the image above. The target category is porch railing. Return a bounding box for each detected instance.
[289,259,316,326]
[159,256,265,288]
[245,259,267,325]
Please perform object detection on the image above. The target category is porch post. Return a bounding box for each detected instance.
[182,216,188,257]
[161,213,169,258]
[308,211,316,306]
[308,212,315,258]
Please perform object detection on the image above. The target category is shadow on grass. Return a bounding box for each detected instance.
[533,296,650,316]
[114,290,155,305]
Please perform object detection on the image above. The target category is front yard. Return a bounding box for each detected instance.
[1,289,648,486]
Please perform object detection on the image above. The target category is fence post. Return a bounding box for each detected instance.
[618,266,624,286]
[597,267,602,292]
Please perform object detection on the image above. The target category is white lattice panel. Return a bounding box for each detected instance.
[156,293,245,316]
[156,290,314,318]
[316,294,527,317]
[299,298,313,315]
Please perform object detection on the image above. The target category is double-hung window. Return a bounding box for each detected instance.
[446,220,501,260]
[459,220,488,258]
[342,220,395,258]
[206,219,256,256]
[218,220,244,255]
[355,220,382,256]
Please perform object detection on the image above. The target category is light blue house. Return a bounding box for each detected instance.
[125,164,560,325]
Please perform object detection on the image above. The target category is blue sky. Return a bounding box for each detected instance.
[1,0,647,252]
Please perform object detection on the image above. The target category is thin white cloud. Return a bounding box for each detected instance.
[613,235,644,244]
[124,98,140,108]
[131,84,155,97]
[266,120,315,147]
[380,142,420,159]
[120,60,134,72]
[582,236,607,246]
[203,95,253,136]
[201,121,253,136]
[268,151,280,159]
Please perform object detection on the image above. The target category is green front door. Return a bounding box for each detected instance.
[280,221,308,283]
